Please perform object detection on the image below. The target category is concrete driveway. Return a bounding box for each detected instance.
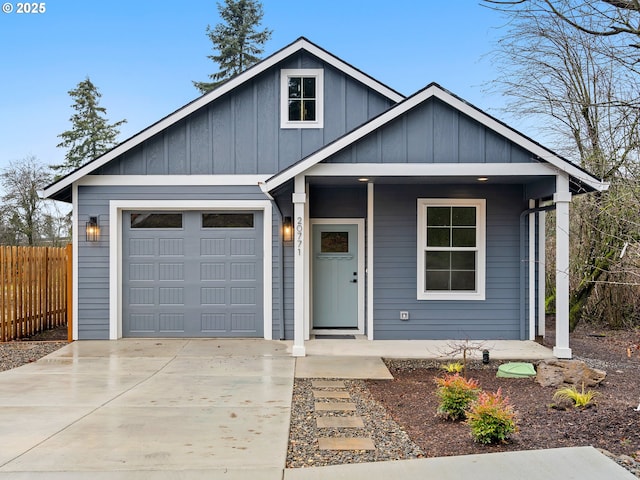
[0,339,295,479]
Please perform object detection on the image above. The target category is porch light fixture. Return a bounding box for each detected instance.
[358,177,369,182]
[477,177,489,182]
[283,216,293,242]
[86,216,100,242]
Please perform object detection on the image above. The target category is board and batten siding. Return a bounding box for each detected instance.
[94,52,395,178]
[326,97,535,165]
[76,184,282,340]
[373,183,527,340]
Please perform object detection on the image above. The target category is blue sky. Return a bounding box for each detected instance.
[0,0,513,173]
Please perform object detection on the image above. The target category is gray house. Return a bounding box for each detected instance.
[44,37,607,358]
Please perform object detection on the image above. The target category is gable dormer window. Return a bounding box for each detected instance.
[280,69,324,129]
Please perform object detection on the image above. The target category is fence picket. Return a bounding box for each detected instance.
[1,245,70,342]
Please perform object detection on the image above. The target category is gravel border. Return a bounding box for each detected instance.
[286,378,424,468]
[0,341,68,373]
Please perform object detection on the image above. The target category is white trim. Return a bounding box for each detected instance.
[554,174,572,358]
[367,183,374,340]
[264,84,608,192]
[416,198,486,301]
[292,175,306,356]
[538,210,546,337]
[280,69,324,129]
[528,199,536,341]
[305,162,559,177]
[43,37,403,200]
[310,218,365,335]
[108,200,273,340]
[71,183,79,341]
[79,175,269,187]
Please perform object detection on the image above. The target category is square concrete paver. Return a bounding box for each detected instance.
[314,402,357,411]
[316,416,364,428]
[318,438,375,451]
[295,356,392,379]
[311,380,345,388]
[312,390,350,399]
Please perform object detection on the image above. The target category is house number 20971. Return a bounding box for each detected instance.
[296,217,303,256]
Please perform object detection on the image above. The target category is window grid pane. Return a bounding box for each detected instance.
[288,76,316,122]
[424,205,478,293]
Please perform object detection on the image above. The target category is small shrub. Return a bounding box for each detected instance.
[441,362,465,374]
[553,383,599,408]
[435,373,481,420]
[466,388,518,444]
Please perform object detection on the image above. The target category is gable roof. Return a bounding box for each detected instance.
[263,83,608,194]
[43,37,405,201]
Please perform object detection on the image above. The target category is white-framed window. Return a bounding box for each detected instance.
[417,198,486,300]
[280,69,324,129]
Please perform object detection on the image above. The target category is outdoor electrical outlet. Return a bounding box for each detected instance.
[400,311,409,321]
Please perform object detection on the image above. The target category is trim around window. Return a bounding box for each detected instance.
[417,198,486,300]
[280,69,324,129]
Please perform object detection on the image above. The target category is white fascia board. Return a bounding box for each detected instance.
[430,88,608,192]
[265,84,608,192]
[264,87,436,190]
[78,175,270,187]
[43,38,404,200]
[305,162,559,177]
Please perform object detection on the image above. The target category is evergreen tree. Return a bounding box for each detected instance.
[193,0,272,94]
[53,77,126,175]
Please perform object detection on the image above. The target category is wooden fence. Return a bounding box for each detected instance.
[0,245,71,342]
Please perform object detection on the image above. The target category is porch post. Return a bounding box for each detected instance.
[292,175,307,357]
[528,199,536,340]
[538,210,546,337]
[554,175,572,358]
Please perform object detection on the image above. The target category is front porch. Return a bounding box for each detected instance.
[286,336,554,361]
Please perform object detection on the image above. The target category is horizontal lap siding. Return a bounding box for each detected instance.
[373,184,525,340]
[76,185,279,340]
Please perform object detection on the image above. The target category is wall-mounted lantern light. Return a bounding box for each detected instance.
[283,216,293,242]
[86,216,100,242]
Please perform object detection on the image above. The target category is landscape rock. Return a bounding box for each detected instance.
[536,359,606,387]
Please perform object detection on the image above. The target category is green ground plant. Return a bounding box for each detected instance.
[553,384,599,408]
[441,362,465,374]
[434,373,481,421]
[466,388,518,444]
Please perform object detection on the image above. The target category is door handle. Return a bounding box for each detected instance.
[350,279,357,283]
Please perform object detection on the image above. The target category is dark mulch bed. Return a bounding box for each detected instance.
[366,322,640,459]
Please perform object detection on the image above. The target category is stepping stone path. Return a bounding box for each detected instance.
[311,380,376,451]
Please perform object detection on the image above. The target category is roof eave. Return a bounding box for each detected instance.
[43,37,405,200]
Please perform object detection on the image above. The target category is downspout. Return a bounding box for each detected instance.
[519,203,556,340]
[260,183,286,340]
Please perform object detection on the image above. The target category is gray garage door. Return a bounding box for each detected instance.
[122,210,263,337]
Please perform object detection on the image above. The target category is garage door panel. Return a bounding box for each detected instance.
[231,263,256,280]
[130,287,155,305]
[201,238,225,256]
[130,314,156,332]
[159,263,184,280]
[130,263,155,281]
[231,287,256,305]
[159,313,184,332]
[123,210,263,338]
[201,313,227,333]
[159,238,184,256]
[201,287,225,305]
[201,263,225,280]
[159,287,184,305]
[129,238,155,256]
